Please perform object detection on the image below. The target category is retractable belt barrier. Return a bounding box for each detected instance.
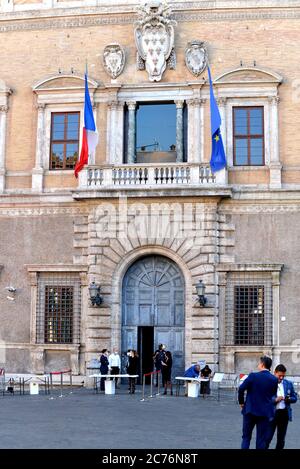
[140,370,161,402]
[49,369,73,398]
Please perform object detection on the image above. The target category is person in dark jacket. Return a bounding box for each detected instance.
[163,350,173,395]
[238,355,278,449]
[153,344,167,386]
[200,365,212,397]
[127,349,139,394]
[99,348,109,391]
[267,364,298,449]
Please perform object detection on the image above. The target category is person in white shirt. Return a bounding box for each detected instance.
[108,348,121,388]
[267,363,298,449]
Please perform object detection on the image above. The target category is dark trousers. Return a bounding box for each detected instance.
[110,367,120,387]
[268,409,289,449]
[128,377,136,394]
[241,413,273,449]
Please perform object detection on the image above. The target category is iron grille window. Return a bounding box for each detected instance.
[234,286,264,345]
[44,286,73,344]
[233,106,264,166]
[50,112,80,170]
[36,273,81,344]
[225,273,273,346]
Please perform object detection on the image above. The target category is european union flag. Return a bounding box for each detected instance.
[208,66,227,173]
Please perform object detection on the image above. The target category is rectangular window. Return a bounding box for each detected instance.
[50,112,80,170]
[225,272,273,346]
[36,273,81,344]
[44,286,73,344]
[233,107,264,166]
[234,286,264,345]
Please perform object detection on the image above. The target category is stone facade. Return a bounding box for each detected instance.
[0,0,300,377]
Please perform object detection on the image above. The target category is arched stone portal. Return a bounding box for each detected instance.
[122,255,185,380]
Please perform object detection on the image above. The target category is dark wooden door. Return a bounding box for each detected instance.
[122,255,185,379]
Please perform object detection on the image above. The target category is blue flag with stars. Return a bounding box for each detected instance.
[208,66,227,173]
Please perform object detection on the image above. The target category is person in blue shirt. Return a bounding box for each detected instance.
[267,363,298,449]
[184,364,200,378]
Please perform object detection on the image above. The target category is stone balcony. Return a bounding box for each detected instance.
[73,163,231,199]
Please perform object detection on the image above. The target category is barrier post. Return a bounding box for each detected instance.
[69,370,73,394]
[156,371,160,396]
[60,372,63,397]
[150,372,153,398]
[140,374,146,402]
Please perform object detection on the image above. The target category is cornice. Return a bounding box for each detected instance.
[0,205,91,217]
[2,4,300,33]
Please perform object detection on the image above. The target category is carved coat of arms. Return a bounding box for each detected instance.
[103,43,125,79]
[134,1,177,82]
[185,40,208,77]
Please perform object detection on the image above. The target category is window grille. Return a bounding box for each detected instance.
[36,273,81,344]
[225,272,273,346]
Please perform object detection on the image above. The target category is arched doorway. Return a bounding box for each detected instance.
[122,255,185,380]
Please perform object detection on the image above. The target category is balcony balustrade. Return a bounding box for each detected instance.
[77,163,227,190]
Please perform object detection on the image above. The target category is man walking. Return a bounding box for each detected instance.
[238,355,278,449]
[267,364,297,449]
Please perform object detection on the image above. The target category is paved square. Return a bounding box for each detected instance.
[0,388,299,449]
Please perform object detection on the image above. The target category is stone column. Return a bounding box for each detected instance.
[32,103,45,192]
[187,98,204,163]
[107,101,124,165]
[107,101,116,164]
[269,96,281,188]
[127,101,136,164]
[0,105,8,193]
[116,102,124,165]
[199,98,206,163]
[175,100,184,162]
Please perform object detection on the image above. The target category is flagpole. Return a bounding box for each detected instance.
[205,60,225,374]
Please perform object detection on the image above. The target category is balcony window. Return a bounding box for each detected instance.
[233,106,264,166]
[124,102,187,164]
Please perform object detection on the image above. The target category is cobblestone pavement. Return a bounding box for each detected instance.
[0,387,299,449]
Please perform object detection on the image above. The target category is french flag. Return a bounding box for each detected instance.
[74,73,98,178]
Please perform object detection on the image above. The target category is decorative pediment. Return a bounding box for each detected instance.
[214,67,283,85]
[32,73,98,93]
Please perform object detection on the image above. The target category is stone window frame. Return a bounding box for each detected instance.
[26,264,88,374]
[32,73,98,192]
[0,81,12,193]
[213,66,283,188]
[217,263,283,353]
